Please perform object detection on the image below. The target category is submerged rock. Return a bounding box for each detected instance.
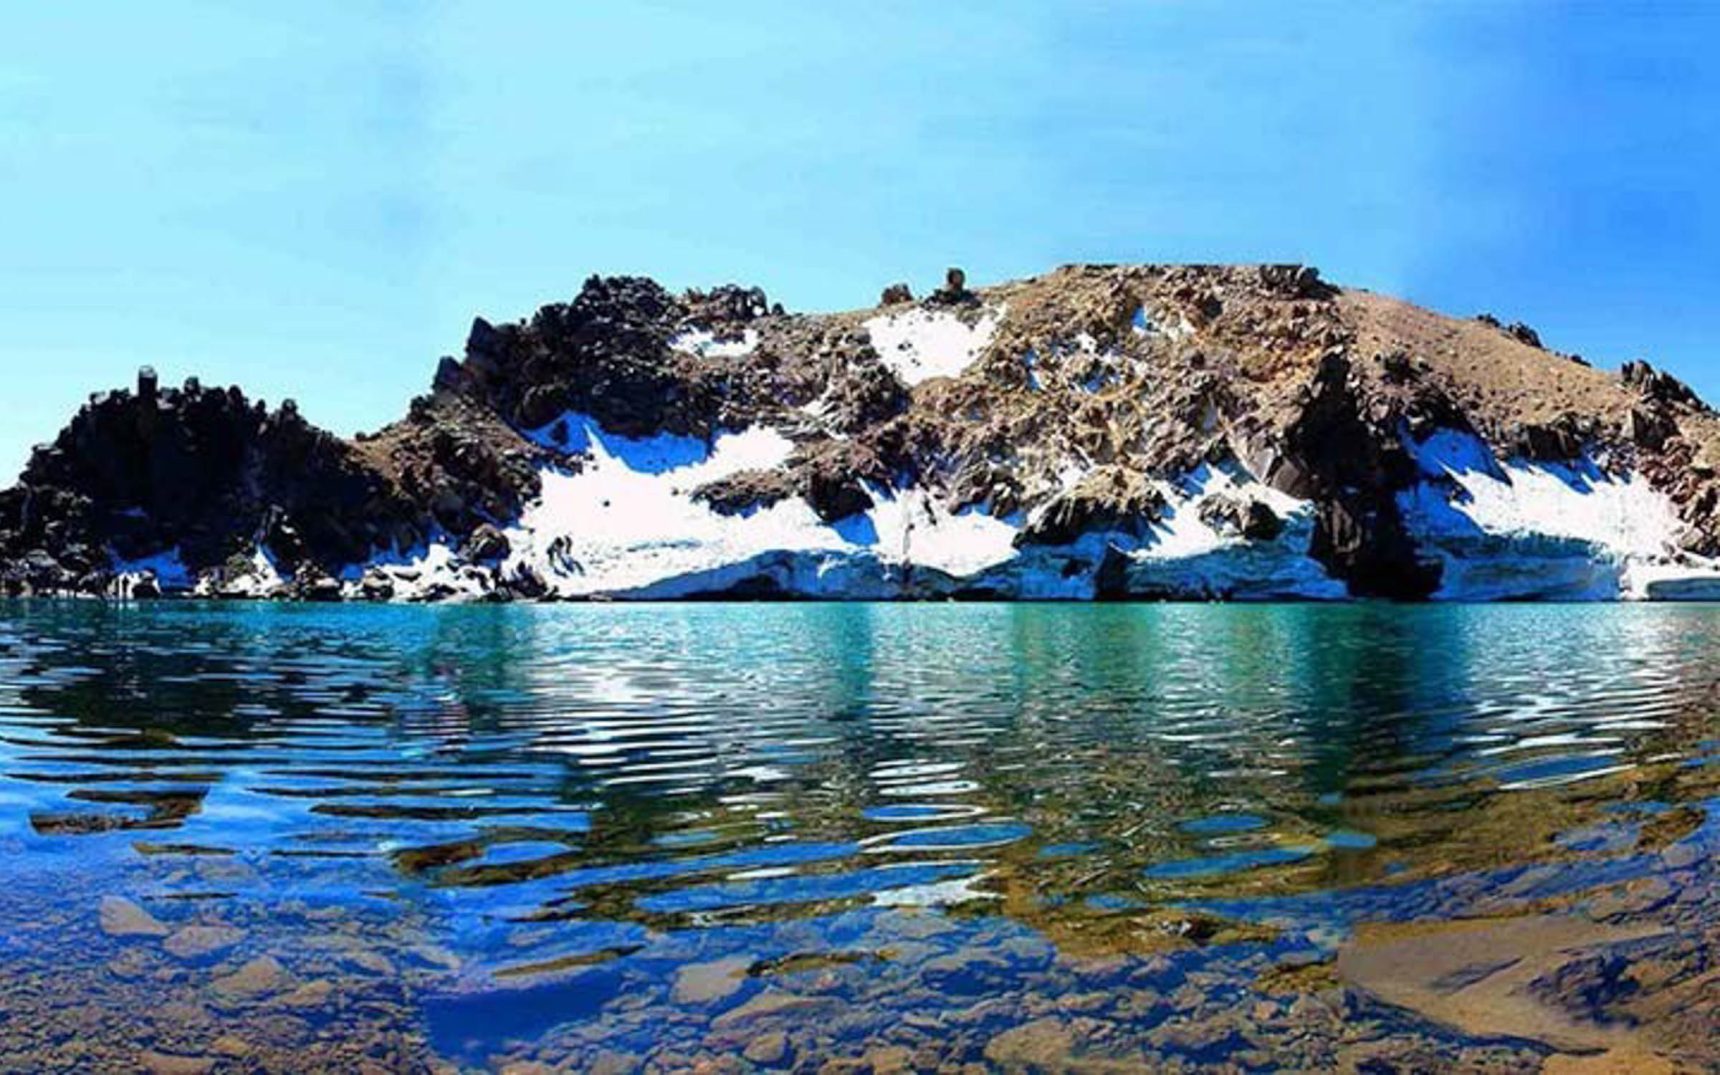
[163,925,246,962]
[671,956,753,1005]
[99,896,169,939]
[984,1017,1078,1068]
[210,955,295,1005]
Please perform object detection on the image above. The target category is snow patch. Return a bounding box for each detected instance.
[670,327,758,360]
[1405,430,1680,556]
[863,305,1002,387]
[871,488,1020,579]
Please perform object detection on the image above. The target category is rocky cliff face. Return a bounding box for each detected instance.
[6,264,1720,601]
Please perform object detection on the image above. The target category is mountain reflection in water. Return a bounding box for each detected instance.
[0,601,1716,1072]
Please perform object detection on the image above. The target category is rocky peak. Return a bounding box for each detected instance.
[1622,359,1707,413]
[0,371,410,594]
[444,274,788,441]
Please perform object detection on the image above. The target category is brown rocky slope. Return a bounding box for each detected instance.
[3,264,1717,601]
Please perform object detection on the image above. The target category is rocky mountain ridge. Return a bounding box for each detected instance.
[5,263,1720,601]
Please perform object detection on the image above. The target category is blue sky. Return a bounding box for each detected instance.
[3,3,1717,481]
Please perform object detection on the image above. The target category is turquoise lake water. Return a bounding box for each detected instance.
[1,601,1717,1071]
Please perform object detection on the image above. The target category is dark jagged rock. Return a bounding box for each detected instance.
[0,374,417,594]
[682,284,771,328]
[820,361,911,434]
[1093,543,1133,599]
[1016,467,1167,547]
[1255,263,1332,300]
[464,524,511,564]
[1622,360,1707,412]
[802,471,874,523]
[1280,355,1440,599]
[796,442,887,523]
[1625,406,1678,451]
[1198,495,1285,542]
[447,274,786,443]
[1505,321,1543,348]
[1510,415,1589,463]
[363,393,547,537]
[1475,312,1545,350]
[456,275,714,438]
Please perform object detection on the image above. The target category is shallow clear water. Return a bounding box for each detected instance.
[1,601,1717,1072]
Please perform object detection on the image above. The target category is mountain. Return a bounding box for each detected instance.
[4,263,1720,602]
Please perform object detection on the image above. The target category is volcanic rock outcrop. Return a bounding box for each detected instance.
[5,263,1720,601]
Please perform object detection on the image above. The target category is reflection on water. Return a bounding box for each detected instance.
[1,601,1718,1072]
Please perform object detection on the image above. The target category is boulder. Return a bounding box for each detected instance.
[465,523,511,563]
[1625,406,1678,451]
[163,925,246,962]
[210,955,294,1005]
[929,266,974,305]
[878,282,914,306]
[1256,263,1329,299]
[1505,321,1543,348]
[1199,495,1285,541]
[1511,418,1586,462]
[803,470,874,523]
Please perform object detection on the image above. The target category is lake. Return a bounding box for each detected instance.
[1,601,1716,1072]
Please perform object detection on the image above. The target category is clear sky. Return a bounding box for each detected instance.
[4,3,1717,482]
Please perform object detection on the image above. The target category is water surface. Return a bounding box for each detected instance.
[1,602,1717,1071]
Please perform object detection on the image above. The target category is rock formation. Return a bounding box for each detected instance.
[5,263,1720,601]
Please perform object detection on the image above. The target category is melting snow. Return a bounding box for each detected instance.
[1404,430,1680,556]
[357,542,495,602]
[1399,429,1720,600]
[1118,461,1344,599]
